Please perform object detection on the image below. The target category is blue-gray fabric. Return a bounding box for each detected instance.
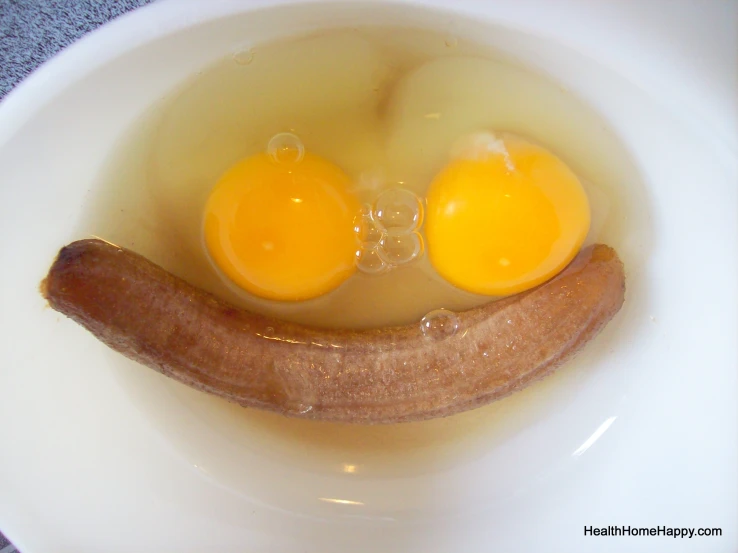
[0,0,155,99]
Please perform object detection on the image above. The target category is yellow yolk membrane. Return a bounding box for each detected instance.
[204,135,360,301]
[425,134,590,296]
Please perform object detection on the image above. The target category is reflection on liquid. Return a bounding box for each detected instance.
[319,497,364,506]
[572,416,617,457]
[254,331,345,349]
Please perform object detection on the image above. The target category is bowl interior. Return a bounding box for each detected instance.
[1,1,735,551]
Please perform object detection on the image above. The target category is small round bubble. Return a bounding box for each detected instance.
[355,246,389,275]
[353,204,384,245]
[420,309,459,340]
[233,48,254,65]
[373,188,423,233]
[378,232,424,265]
[267,132,305,164]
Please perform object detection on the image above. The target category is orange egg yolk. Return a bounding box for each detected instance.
[203,151,360,301]
[425,136,590,296]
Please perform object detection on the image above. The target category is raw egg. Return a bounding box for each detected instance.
[425,133,590,295]
[203,135,361,301]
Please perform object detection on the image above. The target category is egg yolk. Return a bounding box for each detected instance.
[425,136,590,296]
[203,151,360,301]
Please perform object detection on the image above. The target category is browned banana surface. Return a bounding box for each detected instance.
[42,239,625,424]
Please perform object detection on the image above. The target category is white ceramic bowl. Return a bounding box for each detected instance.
[0,1,736,552]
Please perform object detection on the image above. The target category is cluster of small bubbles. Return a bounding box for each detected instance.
[354,187,425,274]
[355,246,389,275]
[267,132,305,164]
[378,233,424,265]
[420,309,459,341]
[353,204,384,244]
[373,188,424,233]
[232,48,255,65]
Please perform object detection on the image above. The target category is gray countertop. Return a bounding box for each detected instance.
[0,0,154,99]
[0,1,155,549]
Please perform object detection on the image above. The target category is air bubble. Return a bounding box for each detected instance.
[373,188,423,233]
[445,37,458,48]
[355,246,389,275]
[353,204,384,245]
[420,309,459,340]
[378,232,424,265]
[233,48,254,65]
[267,132,305,164]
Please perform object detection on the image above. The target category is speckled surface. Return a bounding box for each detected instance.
[0,0,155,99]
[0,3,156,553]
